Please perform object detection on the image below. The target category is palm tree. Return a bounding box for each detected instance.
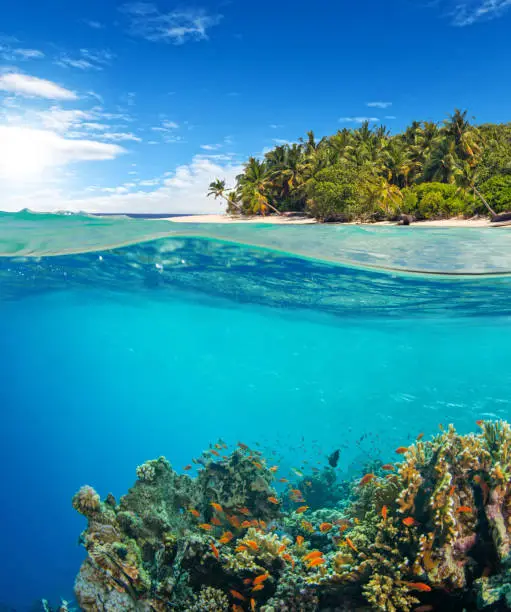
[237,158,282,216]
[454,162,496,217]
[207,179,243,213]
[362,176,404,218]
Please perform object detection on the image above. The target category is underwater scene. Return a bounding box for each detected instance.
[3,212,511,612]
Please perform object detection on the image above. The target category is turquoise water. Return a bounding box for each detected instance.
[1,212,511,609]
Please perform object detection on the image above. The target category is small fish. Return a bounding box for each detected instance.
[253,573,269,585]
[402,517,418,527]
[245,540,259,551]
[232,605,244,612]
[395,447,409,454]
[211,502,224,513]
[403,582,432,592]
[210,449,221,457]
[303,550,323,561]
[188,508,200,518]
[230,589,246,601]
[183,465,192,471]
[199,523,213,531]
[416,433,424,441]
[239,507,250,516]
[359,473,375,486]
[282,553,295,568]
[243,578,252,586]
[345,537,358,553]
[381,505,388,521]
[238,442,249,450]
[210,542,219,559]
[307,557,326,567]
[215,443,223,450]
[250,598,256,612]
[301,520,314,533]
[439,424,444,431]
[277,544,287,554]
[253,462,263,469]
[259,520,267,530]
[476,420,484,427]
[381,464,395,471]
[241,521,252,528]
[267,496,280,505]
[228,515,241,528]
[235,545,247,552]
[449,485,456,496]
[278,478,289,483]
[269,466,279,472]
[219,531,234,544]
[456,506,472,514]
[305,481,312,487]
[251,584,264,592]
[211,517,222,526]
[296,506,309,514]
[296,535,304,545]
[319,522,333,533]
[292,468,304,477]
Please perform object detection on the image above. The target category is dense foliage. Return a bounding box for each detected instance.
[208,110,511,222]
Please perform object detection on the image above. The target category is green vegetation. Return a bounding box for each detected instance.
[208,110,511,222]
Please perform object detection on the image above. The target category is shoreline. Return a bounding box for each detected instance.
[164,214,496,228]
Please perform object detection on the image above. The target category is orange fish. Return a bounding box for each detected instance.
[232,606,244,612]
[241,521,252,528]
[296,535,304,546]
[250,598,256,612]
[416,433,424,441]
[269,466,279,472]
[211,502,224,513]
[243,578,252,586]
[250,519,259,528]
[251,584,264,592]
[449,485,456,496]
[381,505,388,521]
[267,496,280,505]
[210,449,221,457]
[210,542,219,559]
[345,537,358,553]
[278,478,289,483]
[253,573,269,585]
[235,545,247,552]
[239,507,250,516]
[199,523,213,531]
[259,520,267,530]
[296,506,309,514]
[245,540,259,551]
[253,462,263,469]
[238,442,249,450]
[403,582,432,592]
[230,589,246,601]
[319,522,333,533]
[290,489,302,496]
[395,447,408,455]
[402,517,418,527]
[219,531,234,544]
[359,473,375,486]
[381,464,395,471]
[282,553,295,568]
[456,506,472,514]
[303,550,323,561]
[183,465,192,471]
[476,420,484,427]
[301,520,314,533]
[277,544,287,554]
[188,508,200,518]
[228,515,241,528]
[307,557,326,567]
[211,517,222,526]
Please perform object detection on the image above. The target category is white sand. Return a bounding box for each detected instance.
[164,214,496,227]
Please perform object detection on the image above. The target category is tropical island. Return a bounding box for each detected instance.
[206,110,511,224]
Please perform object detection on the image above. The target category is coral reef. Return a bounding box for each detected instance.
[71,421,511,611]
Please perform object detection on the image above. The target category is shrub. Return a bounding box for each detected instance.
[479,175,511,213]
[401,182,473,219]
[306,166,361,222]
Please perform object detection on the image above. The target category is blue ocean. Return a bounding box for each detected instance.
[1,212,511,611]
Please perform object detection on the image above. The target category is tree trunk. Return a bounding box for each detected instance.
[473,186,497,218]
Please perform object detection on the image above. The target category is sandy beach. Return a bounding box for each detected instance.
[165,214,496,227]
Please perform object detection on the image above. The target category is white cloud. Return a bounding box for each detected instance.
[0,125,125,180]
[121,3,222,44]
[0,73,77,100]
[37,107,94,132]
[84,20,104,29]
[101,131,142,142]
[385,115,397,120]
[339,116,379,123]
[56,49,114,71]
[0,39,45,61]
[200,143,222,150]
[1,155,241,213]
[451,0,511,25]
[269,124,283,129]
[151,119,179,132]
[366,101,392,109]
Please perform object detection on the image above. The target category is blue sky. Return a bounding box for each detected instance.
[0,0,510,213]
